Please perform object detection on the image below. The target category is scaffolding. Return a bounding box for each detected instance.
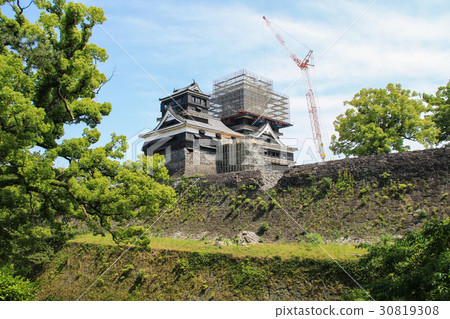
[217,140,268,173]
[211,69,290,123]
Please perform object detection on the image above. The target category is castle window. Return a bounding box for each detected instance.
[192,96,206,106]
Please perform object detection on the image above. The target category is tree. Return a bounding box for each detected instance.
[330,83,438,157]
[0,266,36,300]
[349,218,449,301]
[0,0,175,278]
[423,81,450,144]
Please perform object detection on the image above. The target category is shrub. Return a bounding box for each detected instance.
[305,233,323,245]
[276,230,282,240]
[351,218,450,301]
[381,171,391,179]
[266,189,277,198]
[258,200,269,211]
[358,184,371,197]
[0,267,36,301]
[335,171,354,193]
[259,222,269,233]
[318,177,333,192]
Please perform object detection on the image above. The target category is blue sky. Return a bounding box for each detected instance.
[15,0,450,162]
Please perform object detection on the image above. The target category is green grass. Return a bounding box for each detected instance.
[70,233,117,246]
[70,233,365,260]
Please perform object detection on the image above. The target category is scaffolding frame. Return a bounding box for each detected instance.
[211,69,290,123]
[217,141,268,173]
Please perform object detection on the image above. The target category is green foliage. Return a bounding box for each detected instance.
[258,200,269,211]
[174,258,194,279]
[354,218,450,300]
[335,171,354,193]
[331,83,438,156]
[358,184,370,197]
[423,80,450,144]
[136,269,146,279]
[305,233,323,246]
[229,263,269,295]
[0,266,36,300]
[318,177,333,192]
[416,209,428,218]
[343,288,371,301]
[381,171,391,179]
[265,189,277,198]
[381,180,414,199]
[276,230,282,240]
[259,222,269,233]
[239,184,258,192]
[119,264,134,280]
[0,1,175,278]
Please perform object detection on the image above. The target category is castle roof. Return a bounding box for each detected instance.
[140,107,242,139]
[160,80,209,102]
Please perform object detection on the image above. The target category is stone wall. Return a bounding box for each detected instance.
[260,170,284,191]
[177,148,449,192]
[162,147,448,244]
[165,148,186,176]
[198,169,286,191]
[278,148,450,190]
[201,170,265,189]
[184,147,217,176]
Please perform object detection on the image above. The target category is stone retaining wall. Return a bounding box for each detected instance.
[278,148,449,189]
[188,148,449,193]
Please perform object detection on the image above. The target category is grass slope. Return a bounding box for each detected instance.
[70,233,364,260]
[36,240,362,301]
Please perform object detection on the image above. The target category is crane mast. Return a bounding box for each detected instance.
[263,16,326,160]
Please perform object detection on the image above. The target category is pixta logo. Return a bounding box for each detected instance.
[124,128,151,163]
[124,129,172,176]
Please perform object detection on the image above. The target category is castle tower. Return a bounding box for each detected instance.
[141,72,297,177]
[141,81,241,176]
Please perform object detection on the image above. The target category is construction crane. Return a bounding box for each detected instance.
[263,16,326,160]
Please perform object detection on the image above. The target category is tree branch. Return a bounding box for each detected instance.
[80,204,89,220]
[1,226,14,236]
[16,0,34,15]
[58,87,74,121]
[93,66,115,95]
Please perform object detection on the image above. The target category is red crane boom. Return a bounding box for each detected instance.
[263,16,325,160]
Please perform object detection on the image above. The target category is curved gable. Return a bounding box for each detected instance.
[254,122,283,146]
[154,107,185,131]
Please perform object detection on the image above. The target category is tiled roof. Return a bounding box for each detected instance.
[185,116,243,137]
[171,80,208,96]
[145,107,242,137]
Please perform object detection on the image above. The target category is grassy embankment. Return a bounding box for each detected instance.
[70,233,364,260]
[35,234,365,301]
